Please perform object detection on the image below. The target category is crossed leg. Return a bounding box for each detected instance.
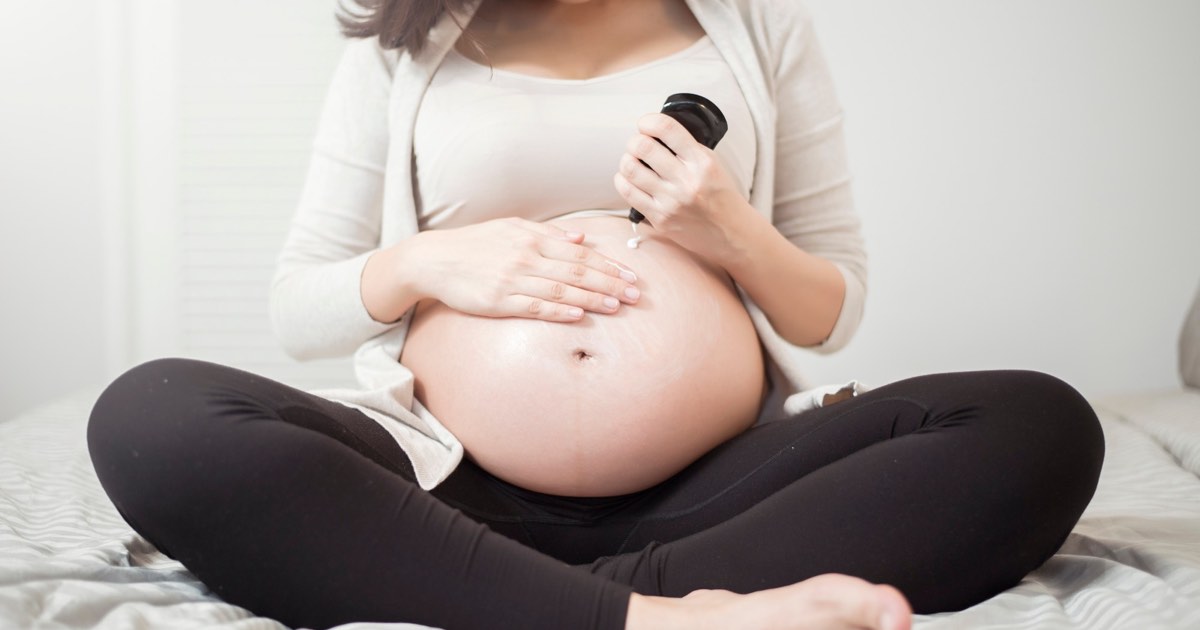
[87,358,1101,629]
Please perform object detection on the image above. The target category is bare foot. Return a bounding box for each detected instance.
[626,573,912,630]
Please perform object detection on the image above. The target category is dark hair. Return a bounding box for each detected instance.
[335,0,478,57]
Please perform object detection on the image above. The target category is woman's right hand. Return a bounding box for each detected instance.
[405,217,641,322]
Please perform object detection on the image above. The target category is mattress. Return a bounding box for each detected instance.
[2,385,1198,629]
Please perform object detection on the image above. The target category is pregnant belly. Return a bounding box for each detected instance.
[399,215,766,496]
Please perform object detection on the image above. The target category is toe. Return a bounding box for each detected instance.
[873,584,913,630]
[805,574,911,630]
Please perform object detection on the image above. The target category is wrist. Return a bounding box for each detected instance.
[361,233,430,324]
[716,203,774,276]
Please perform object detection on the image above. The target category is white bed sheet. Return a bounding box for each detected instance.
[2,386,1198,629]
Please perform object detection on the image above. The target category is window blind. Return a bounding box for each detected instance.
[174,0,359,390]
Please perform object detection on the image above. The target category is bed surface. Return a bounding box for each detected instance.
[2,385,1199,629]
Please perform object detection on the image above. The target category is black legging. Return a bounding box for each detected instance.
[87,357,1103,630]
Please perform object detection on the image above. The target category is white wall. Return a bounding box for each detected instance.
[0,2,108,419]
[798,0,1200,394]
[1,0,1197,420]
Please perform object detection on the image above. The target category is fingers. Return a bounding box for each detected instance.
[534,234,639,287]
[617,152,667,200]
[498,295,586,323]
[625,129,683,182]
[614,171,658,223]
[531,276,629,313]
[503,216,584,243]
[635,113,700,162]
[497,293,597,324]
[618,114,712,226]
[498,270,639,323]
[495,217,642,322]
[507,216,639,288]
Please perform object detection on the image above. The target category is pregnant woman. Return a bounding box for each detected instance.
[87,1,1105,629]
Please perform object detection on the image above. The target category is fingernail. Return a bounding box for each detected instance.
[879,613,893,630]
[567,307,583,318]
[563,231,583,240]
[603,297,620,310]
[624,286,640,301]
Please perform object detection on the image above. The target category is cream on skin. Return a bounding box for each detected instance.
[627,222,645,248]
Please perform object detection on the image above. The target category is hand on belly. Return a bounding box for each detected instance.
[399,215,765,497]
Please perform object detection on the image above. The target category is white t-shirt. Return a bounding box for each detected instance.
[413,34,756,229]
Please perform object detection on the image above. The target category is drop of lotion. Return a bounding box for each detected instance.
[627,222,644,249]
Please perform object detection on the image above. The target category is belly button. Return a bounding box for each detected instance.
[573,348,596,363]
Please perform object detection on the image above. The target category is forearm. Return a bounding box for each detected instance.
[720,207,846,348]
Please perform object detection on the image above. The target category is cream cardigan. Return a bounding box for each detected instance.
[269,0,867,490]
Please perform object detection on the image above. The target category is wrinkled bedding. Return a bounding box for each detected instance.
[2,386,1198,629]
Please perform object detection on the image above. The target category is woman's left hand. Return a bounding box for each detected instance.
[613,112,757,267]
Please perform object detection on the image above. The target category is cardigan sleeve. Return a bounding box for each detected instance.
[269,37,402,361]
[769,3,868,354]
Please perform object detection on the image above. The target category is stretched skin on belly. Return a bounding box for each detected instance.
[399,216,766,497]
